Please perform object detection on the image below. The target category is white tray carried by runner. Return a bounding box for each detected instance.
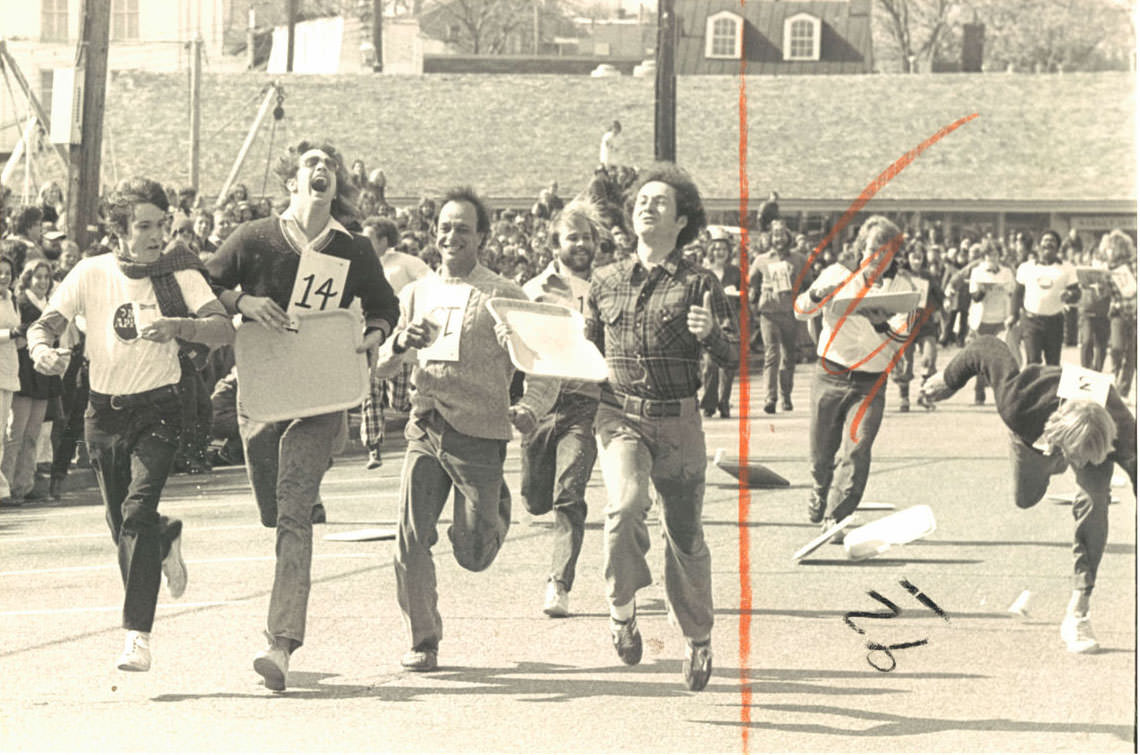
[235,308,368,422]
[828,289,922,317]
[485,298,608,382]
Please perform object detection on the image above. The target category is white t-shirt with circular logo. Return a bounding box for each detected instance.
[1016,261,1077,316]
[48,254,217,395]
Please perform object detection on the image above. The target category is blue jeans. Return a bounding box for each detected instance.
[395,410,511,652]
[595,397,713,641]
[759,311,799,404]
[86,386,182,633]
[238,409,343,650]
[520,392,599,591]
[1009,432,1111,593]
[808,364,887,523]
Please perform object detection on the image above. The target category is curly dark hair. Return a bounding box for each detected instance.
[272,139,359,221]
[625,162,706,249]
[13,205,44,237]
[439,186,491,236]
[104,178,169,238]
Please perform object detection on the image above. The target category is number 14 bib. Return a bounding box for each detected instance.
[288,248,350,317]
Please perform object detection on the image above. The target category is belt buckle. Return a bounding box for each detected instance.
[109,395,125,411]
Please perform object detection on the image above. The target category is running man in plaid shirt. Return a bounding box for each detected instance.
[585,163,739,692]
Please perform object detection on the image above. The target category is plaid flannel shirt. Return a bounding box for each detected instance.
[586,252,740,400]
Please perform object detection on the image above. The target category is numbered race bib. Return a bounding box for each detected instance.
[766,260,793,294]
[1113,268,1137,299]
[1057,363,1112,407]
[417,281,473,364]
[288,248,350,320]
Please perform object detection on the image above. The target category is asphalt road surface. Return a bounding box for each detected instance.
[1,350,1135,753]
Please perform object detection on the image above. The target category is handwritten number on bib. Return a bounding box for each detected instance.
[294,273,340,311]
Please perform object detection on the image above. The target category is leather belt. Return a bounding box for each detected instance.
[603,389,690,418]
[90,384,180,411]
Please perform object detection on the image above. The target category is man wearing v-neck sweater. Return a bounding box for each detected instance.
[206,140,399,692]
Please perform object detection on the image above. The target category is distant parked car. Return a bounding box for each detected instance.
[590,64,622,78]
[632,60,656,77]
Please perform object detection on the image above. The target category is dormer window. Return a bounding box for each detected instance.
[705,11,743,60]
[783,12,821,61]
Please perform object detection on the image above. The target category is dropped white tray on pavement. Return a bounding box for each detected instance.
[234,309,369,422]
[712,449,791,487]
[843,504,937,561]
[793,515,855,561]
[485,298,608,382]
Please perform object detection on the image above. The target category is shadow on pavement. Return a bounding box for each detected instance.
[797,558,984,566]
[151,662,929,704]
[700,702,1133,743]
[918,539,1136,555]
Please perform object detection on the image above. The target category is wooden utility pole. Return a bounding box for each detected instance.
[68,0,111,251]
[286,0,298,72]
[372,0,384,72]
[189,34,203,190]
[653,0,676,162]
[247,5,257,70]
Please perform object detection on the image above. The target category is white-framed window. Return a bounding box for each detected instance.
[783,12,821,61]
[704,11,743,60]
[111,0,140,42]
[41,0,68,42]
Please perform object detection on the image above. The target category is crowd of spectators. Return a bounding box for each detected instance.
[0,160,1134,497]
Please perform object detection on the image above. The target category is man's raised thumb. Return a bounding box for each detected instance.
[702,290,712,310]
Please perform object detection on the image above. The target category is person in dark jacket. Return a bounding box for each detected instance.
[1,260,61,503]
[921,335,1136,655]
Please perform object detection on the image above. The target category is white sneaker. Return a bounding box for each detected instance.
[1060,614,1100,654]
[253,632,290,691]
[542,581,569,618]
[162,534,187,599]
[117,630,151,672]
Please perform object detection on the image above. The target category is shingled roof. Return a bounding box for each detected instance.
[102,70,1134,206]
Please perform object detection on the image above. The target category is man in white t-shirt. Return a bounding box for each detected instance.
[967,243,1015,404]
[359,216,432,469]
[1012,230,1080,365]
[28,178,235,673]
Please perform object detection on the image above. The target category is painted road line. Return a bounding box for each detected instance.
[0,523,271,543]
[0,599,253,617]
[0,552,377,577]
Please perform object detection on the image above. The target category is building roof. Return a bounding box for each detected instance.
[100,70,1134,208]
[675,0,873,76]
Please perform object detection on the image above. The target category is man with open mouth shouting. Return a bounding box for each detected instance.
[206,140,400,691]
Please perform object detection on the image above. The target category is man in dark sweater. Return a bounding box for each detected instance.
[206,139,399,691]
[921,336,1136,654]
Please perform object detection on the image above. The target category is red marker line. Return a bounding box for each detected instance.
[735,39,753,754]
